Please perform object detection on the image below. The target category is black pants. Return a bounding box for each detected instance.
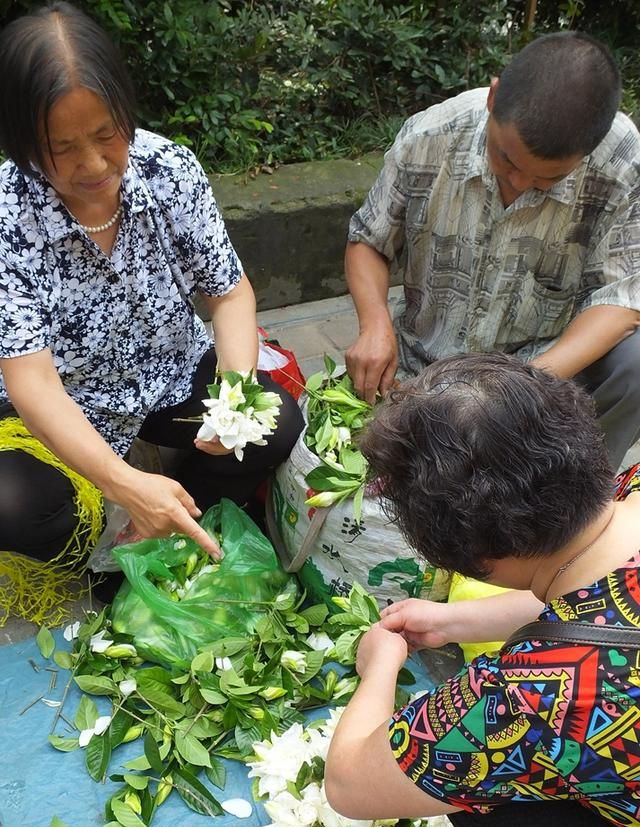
[449,800,607,827]
[0,348,304,560]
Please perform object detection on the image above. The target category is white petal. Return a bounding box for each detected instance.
[63,621,80,641]
[79,728,94,747]
[41,698,62,707]
[93,715,112,735]
[215,656,232,670]
[90,630,114,653]
[221,798,253,818]
[119,679,137,697]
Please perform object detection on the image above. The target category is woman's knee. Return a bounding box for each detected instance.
[0,451,78,559]
[258,373,304,461]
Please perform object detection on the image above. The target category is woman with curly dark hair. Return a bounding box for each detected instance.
[326,353,640,827]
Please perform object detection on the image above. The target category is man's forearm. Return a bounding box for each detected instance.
[531,304,640,378]
[345,241,393,330]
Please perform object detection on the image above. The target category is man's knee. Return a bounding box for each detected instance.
[579,330,640,405]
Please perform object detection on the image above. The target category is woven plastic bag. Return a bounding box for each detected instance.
[267,430,451,610]
[110,498,292,667]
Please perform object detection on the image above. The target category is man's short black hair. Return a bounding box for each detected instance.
[359,353,614,580]
[0,2,136,176]
[492,31,621,159]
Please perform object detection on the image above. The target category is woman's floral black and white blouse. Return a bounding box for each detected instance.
[0,130,242,455]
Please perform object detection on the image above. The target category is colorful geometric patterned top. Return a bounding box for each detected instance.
[390,464,640,826]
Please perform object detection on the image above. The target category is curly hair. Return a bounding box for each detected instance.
[358,353,613,579]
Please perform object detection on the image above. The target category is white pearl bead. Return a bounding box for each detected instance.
[79,204,122,234]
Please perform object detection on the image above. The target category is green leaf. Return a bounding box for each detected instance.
[49,818,72,827]
[191,651,214,673]
[199,687,227,705]
[205,757,227,790]
[48,735,80,752]
[111,798,147,827]
[323,354,337,376]
[175,732,212,767]
[74,675,117,695]
[74,695,98,731]
[300,604,329,626]
[122,754,151,771]
[136,682,185,717]
[143,730,165,775]
[299,649,324,684]
[200,637,247,657]
[123,774,150,790]
[36,626,55,659]
[53,650,74,670]
[305,371,324,393]
[173,766,223,816]
[352,483,365,524]
[85,733,112,782]
[109,709,133,748]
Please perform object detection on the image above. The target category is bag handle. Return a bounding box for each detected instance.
[504,620,640,651]
[264,478,335,573]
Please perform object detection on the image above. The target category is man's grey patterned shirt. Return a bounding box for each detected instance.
[349,88,640,372]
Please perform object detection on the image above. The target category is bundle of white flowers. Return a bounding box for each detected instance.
[194,370,282,461]
[247,708,435,827]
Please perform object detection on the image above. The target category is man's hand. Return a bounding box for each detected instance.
[356,623,408,679]
[115,469,222,559]
[345,322,398,405]
[380,599,454,650]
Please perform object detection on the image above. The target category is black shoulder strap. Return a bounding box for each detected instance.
[504,620,640,651]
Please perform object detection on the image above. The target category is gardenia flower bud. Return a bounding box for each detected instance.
[121,724,145,743]
[280,650,307,673]
[124,791,142,814]
[103,643,138,659]
[155,776,173,806]
[259,686,288,701]
[304,490,345,508]
[332,675,358,699]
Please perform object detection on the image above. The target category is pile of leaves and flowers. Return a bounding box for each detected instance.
[302,356,374,522]
[36,576,426,827]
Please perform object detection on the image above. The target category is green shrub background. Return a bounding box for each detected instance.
[1,0,639,173]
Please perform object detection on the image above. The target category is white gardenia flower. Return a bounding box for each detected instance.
[78,715,112,747]
[218,377,246,408]
[63,621,81,641]
[264,789,318,827]
[215,656,232,671]
[306,631,334,652]
[247,724,314,797]
[280,650,307,673]
[89,629,114,653]
[119,678,137,697]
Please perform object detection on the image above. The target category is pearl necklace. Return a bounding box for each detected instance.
[79,204,122,234]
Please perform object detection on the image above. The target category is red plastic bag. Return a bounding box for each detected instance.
[258,328,305,400]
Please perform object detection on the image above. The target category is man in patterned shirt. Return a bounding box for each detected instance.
[345,31,640,470]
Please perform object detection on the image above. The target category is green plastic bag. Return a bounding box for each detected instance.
[110,498,292,667]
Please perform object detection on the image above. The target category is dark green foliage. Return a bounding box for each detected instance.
[1,1,638,172]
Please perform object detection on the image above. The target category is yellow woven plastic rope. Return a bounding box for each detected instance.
[0,417,104,627]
